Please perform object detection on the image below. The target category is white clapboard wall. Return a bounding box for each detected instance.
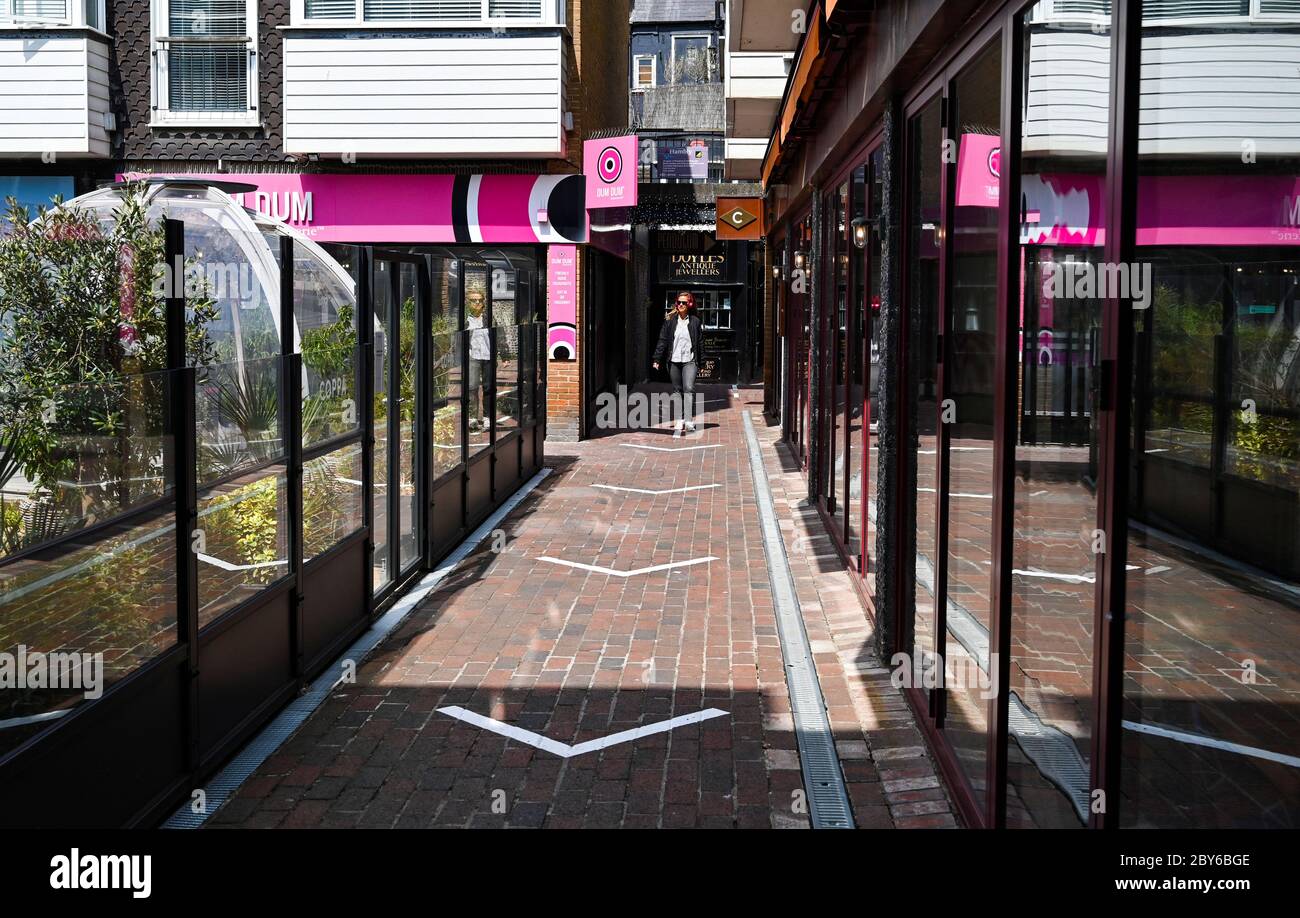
[1026,22,1300,157]
[282,31,566,157]
[0,31,112,157]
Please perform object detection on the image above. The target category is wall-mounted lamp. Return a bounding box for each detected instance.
[793,250,806,270]
[851,216,869,250]
[772,262,783,280]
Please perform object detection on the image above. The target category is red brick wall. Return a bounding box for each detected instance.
[545,0,628,440]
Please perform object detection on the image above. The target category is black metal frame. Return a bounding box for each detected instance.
[0,229,547,828]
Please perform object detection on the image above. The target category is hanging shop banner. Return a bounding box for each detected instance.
[584,135,638,209]
[716,196,764,240]
[547,244,578,361]
[955,133,1001,208]
[118,171,588,244]
[661,139,711,180]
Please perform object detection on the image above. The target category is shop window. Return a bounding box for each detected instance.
[666,290,730,329]
[1004,0,1112,829]
[1119,0,1300,829]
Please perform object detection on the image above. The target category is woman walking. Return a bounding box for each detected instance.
[652,291,702,432]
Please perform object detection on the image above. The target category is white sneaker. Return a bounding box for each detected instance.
[684,421,696,432]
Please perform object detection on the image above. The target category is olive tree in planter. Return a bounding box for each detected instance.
[0,188,219,553]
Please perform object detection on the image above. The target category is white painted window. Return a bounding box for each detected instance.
[151,0,258,127]
[0,0,105,27]
[1033,0,1300,22]
[293,0,561,26]
[633,53,656,91]
[670,33,715,85]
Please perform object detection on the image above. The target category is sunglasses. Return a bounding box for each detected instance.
[676,300,690,305]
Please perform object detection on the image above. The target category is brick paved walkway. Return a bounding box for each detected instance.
[208,384,956,829]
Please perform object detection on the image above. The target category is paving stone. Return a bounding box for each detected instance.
[212,385,951,832]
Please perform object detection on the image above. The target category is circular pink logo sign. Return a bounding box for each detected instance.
[598,146,623,184]
[987,146,1001,178]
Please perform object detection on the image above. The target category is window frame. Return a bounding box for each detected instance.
[288,0,563,28]
[1030,0,1300,25]
[632,52,656,91]
[0,0,106,30]
[669,31,716,85]
[150,0,260,128]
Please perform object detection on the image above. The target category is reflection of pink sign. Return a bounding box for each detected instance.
[118,171,588,244]
[547,245,577,361]
[956,133,1001,207]
[584,134,638,209]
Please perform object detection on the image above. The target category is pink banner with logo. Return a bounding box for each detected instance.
[118,171,588,244]
[953,138,1300,247]
[584,135,638,209]
[547,244,577,361]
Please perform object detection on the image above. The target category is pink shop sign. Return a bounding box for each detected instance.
[547,244,577,361]
[118,172,589,244]
[584,135,638,209]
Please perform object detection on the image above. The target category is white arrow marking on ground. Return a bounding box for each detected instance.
[592,483,720,495]
[537,555,717,577]
[437,706,729,758]
[198,553,287,573]
[623,443,719,452]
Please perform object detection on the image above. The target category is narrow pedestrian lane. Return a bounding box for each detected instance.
[210,384,955,829]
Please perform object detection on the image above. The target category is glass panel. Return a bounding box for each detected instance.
[519,323,536,424]
[848,167,867,563]
[397,262,418,571]
[941,38,1002,814]
[371,261,391,591]
[296,243,360,448]
[865,148,885,595]
[1121,5,1300,828]
[670,35,713,84]
[0,369,174,557]
[465,263,492,457]
[303,442,363,560]
[832,182,851,533]
[495,328,519,437]
[492,261,520,438]
[197,466,288,628]
[1006,0,1110,829]
[195,356,284,487]
[0,504,178,758]
[432,328,464,479]
[906,96,942,686]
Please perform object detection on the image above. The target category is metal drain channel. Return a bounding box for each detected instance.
[162,468,552,829]
[742,411,854,829]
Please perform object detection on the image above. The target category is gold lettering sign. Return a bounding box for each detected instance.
[669,254,725,277]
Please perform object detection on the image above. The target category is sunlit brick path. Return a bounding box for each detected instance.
[209,384,955,829]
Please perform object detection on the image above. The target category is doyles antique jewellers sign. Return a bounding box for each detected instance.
[657,251,735,284]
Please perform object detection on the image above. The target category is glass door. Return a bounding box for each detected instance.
[372,251,429,596]
[938,37,1003,815]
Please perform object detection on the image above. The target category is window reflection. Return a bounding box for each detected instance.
[1121,2,1300,828]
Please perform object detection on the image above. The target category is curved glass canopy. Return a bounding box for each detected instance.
[55,179,355,366]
